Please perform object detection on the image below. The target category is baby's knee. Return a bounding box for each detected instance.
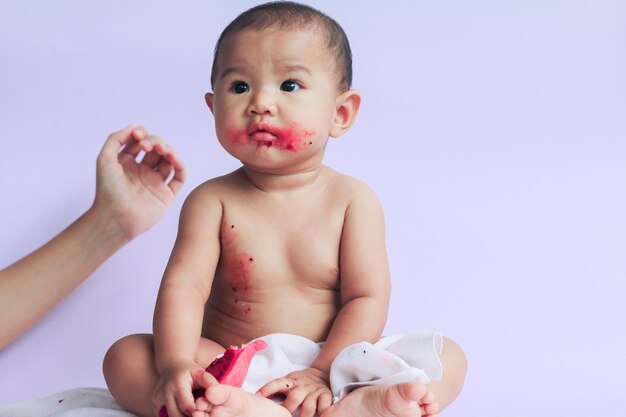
[103,333,153,383]
[441,337,468,392]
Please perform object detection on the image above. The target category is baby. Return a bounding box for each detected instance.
[103,3,466,417]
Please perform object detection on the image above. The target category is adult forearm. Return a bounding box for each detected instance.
[0,205,128,349]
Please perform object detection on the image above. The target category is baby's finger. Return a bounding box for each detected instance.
[317,391,333,412]
[194,396,211,411]
[282,386,308,413]
[151,388,166,417]
[300,391,322,417]
[176,389,198,417]
[163,396,183,417]
[422,400,439,417]
[257,377,294,398]
[193,370,218,390]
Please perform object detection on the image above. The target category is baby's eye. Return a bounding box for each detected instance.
[280,80,301,92]
[231,81,250,94]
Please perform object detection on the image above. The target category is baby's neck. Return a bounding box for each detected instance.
[241,165,326,192]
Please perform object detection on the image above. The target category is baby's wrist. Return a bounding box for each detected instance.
[307,365,330,382]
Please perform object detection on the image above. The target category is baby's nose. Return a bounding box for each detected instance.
[247,89,277,116]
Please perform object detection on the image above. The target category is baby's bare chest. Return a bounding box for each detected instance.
[215,197,345,295]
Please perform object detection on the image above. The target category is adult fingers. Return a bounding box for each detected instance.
[117,126,151,165]
[166,162,186,195]
[138,135,167,168]
[160,143,184,171]
[98,125,135,165]
[137,136,185,177]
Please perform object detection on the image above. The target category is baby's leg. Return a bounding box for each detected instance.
[103,334,225,417]
[192,384,291,417]
[321,382,437,417]
[322,336,467,417]
[425,336,467,411]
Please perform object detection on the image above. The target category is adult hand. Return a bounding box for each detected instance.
[93,125,186,241]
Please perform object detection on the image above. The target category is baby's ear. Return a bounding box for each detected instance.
[330,90,361,138]
[205,92,215,114]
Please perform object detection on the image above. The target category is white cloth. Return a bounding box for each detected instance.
[0,332,443,416]
[0,387,134,417]
[246,333,443,402]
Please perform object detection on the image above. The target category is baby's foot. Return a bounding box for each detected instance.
[192,384,291,417]
[321,382,439,417]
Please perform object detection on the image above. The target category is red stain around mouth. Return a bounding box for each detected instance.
[227,123,314,152]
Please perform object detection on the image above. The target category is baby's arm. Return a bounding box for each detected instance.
[152,184,223,417]
[259,181,391,416]
[311,181,391,371]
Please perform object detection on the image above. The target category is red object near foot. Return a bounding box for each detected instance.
[159,339,268,417]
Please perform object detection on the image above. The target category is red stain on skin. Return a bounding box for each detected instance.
[229,252,255,294]
[227,123,314,152]
[219,223,255,315]
[229,302,252,315]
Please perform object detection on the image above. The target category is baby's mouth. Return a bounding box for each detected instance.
[249,129,278,144]
[231,122,312,153]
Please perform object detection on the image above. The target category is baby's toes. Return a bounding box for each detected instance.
[421,400,439,417]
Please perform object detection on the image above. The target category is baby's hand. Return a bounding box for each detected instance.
[257,368,332,417]
[152,360,213,417]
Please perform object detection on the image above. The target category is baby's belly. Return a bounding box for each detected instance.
[202,287,339,347]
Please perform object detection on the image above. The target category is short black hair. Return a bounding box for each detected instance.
[211,1,352,91]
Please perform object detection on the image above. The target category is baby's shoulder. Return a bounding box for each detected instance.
[323,167,381,205]
[181,171,241,211]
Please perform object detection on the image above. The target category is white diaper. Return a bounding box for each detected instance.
[242,332,443,403]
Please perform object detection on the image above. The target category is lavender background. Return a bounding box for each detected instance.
[1,1,624,416]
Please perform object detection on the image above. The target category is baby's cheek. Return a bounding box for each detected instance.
[274,124,315,152]
[225,128,248,146]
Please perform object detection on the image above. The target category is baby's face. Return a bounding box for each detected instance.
[207,27,342,174]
